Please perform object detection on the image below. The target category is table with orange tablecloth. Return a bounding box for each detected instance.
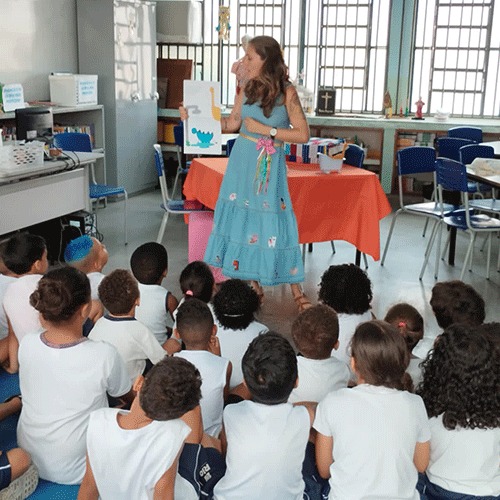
[183,157,392,260]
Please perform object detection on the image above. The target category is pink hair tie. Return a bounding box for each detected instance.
[398,321,407,328]
[185,290,194,296]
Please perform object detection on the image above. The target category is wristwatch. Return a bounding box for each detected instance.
[269,127,278,139]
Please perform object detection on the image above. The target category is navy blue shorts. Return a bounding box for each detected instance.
[417,472,499,500]
[178,443,226,499]
[0,451,12,490]
[302,441,330,500]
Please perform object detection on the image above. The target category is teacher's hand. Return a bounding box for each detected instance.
[244,117,267,135]
[179,104,188,121]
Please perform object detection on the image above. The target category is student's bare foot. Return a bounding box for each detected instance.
[290,284,312,313]
[250,281,264,305]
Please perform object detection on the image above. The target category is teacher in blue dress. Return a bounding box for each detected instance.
[181,36,311,311]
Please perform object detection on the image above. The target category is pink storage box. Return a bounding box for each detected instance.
[188,211,227,283]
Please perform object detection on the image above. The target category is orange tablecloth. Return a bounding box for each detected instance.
[183,158,391,260]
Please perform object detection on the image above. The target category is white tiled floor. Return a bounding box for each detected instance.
[96,188,500,341]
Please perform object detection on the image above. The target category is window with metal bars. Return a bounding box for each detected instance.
[158,0,390,113]
[412,0,500,118]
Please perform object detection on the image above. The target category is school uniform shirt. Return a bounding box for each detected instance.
[89,315,166,383]
[3,274,43,343]
[288,355,350,404]
[175,350,229,437]
[314,384,431,500]
[426,414,500,496]
[135,283,172,345]
[332,310,373,366]
[0,274,17,339]
[213,401,310,500]
[87,271,105,301]
[86,407,197,500]
[407,356,423,388]
[17,333,131,484]
[216,320,268,389]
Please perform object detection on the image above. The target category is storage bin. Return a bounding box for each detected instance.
[49,74,98,106]
[0,141,44,172]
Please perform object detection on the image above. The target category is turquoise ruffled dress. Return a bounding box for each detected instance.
[204,98,304,286]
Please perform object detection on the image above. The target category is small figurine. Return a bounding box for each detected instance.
[414,97,425,120]
[383,91,393,118]
[216,6,231,42]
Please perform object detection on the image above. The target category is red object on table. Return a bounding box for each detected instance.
[183,158,391,261]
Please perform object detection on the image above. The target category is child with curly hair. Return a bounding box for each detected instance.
[318,264,374,367]
[314,320,430,499]
[212,279,268,388]
[417,323,500,498]
[384,303,424,388]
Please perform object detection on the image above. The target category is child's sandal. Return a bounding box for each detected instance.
[250,281,265,305]
[293,293,312,312]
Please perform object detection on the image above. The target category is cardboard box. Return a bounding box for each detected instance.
[49,74,98,106]
[157,60,193,109]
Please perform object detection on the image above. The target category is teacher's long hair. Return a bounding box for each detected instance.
[245,36,290,118]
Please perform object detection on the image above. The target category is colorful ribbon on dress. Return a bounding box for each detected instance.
[254,137,276,195]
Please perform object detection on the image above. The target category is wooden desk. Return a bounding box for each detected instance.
[0,152,103,235]
[183,157,391,261]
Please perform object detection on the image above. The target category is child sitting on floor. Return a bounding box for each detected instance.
[318,263,374,368]
[89,269,177,383]
[17,267,132,484]
[314,320,430,500]
[384,302,424,388]
[213,331,313,499]
[79,356,221,500]
[174,298,231,438]
[130,242,179,345]
[212,279,268,389]
[2,233,48,373]
[417,323,500,498]
[289,304,350,403]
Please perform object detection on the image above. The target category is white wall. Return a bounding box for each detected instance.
[0,0,78,101]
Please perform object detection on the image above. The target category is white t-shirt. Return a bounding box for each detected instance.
[314,384,431,500]
[89,316,166,383]
[175,350,229,437]
[86,407,197,500]
[0,274,17,340]
[17,333,131,484]
[426,414,500,496]
[407,356,423,388]
[3,274,43,342]
[88,271,105,301]
[216,320,268,389]
[288,355,350,404]
[173,298,216,329]
[332,310,373,366]
[213,401,310,500]
[135,283,172,344]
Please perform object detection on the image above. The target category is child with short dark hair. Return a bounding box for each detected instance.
[417,323,500,498]
[130,242,179,345]
[79,356,207,500]
[89,269,173,383]
[2,233,48,373]
[174,298,231,438]
[384,302,425,388]
[213,332,313,499]
[289,304,349,403]
[314,320,430,499]
[212,279,268,388]
[18,267,132,484]
[318,264,373,367]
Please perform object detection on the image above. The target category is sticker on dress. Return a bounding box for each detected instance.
[244,200,249,207]
[229,193,237,201]
[262,201,270,209]
[249,235,258,244]
[280,198,286,210]
[289,267,298,275]
[268,236,276,248]
[215,255,222,264]
[233,260,239,270]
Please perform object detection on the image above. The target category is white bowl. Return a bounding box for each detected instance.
[318,153,344,173]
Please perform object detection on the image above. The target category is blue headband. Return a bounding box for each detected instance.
[64,235,93,263]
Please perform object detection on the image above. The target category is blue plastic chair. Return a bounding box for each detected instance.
[53,132,128,244]
[381,146,456,266]
[448,126,483,143]
[419,157,500,280]
[225,138,236,157]
[344,144,365,168]
[153,144,207,243]
[437,137,474,161]
[172,123,192,200]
